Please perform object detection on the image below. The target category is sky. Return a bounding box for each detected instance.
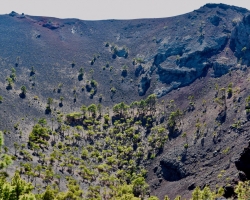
[0,0,249,20]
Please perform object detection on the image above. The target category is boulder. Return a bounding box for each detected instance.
[209,15,222,26]
[42,22,60,30]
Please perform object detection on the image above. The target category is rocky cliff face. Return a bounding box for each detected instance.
[137,4,249,97]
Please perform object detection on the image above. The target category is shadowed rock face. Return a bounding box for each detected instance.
[159,158,189,181]
[138,74,151,96]
[235,141,250,180]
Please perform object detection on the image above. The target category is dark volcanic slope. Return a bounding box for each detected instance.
[0,4,249,131]
[2,3,250,199]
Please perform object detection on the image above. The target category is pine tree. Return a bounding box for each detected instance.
[235,181,247,200]
[164,195,170,200]
[0,171,34,200]
[201,186,213,199]
[21,85,27,94]
[0,131,12,170]
[19,193,36,200]
[192,187,202,200]
[42,185,56,200]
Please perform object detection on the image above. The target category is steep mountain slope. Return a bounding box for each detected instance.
[0,4,248,129]
[1,3,250,199]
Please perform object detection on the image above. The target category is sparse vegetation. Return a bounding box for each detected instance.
[6,77,14,89]
[2,6,250,200]
[21,85,27,94]
[133,57,145,65]
[227,82,233,98]
[78,67,84,81]
[110,87,116,93]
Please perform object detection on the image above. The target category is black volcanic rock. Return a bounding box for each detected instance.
[209,15,222,26]
[138,74,151,96]
[42,21,60,29]
[235,141,250,179]
[159,157,189,181]
[204,3,249,13]
[116,48,128,58]
[9,11,17,17]
[135,64,144,77]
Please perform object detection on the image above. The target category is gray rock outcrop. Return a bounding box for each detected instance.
[138,33,229,97]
